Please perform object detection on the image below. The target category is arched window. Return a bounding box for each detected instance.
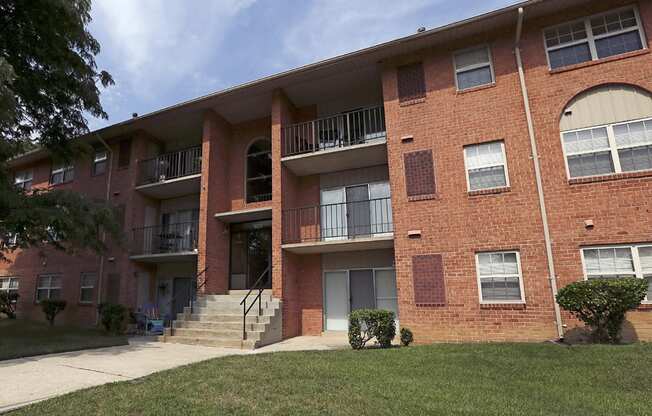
[246,139,272,203]
[560,84,652,179]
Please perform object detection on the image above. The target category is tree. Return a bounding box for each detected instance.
[0,0,120,260]
[41,299,67,326]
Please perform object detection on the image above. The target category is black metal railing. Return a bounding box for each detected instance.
[132,221,199,255]
[189,267,208,315]
[282,197,393,244]
[137,146,202,185]
[282,106,386,157]
[240,265,270,340]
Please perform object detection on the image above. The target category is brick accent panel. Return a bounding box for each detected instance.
[412,254,446,306]
[403,150,436,197]
[397,62,426,104]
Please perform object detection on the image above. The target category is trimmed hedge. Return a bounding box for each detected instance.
[0,291,19,319]
[40,299,66,326]
[400,327,414,346]
[348,309,396,350]
[98,303,128,334]
[556,278,648,343]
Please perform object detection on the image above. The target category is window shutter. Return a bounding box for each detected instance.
[412,254,446,305]
[397,62,426,103]
[404,150,436,197]
[118,139,132,168]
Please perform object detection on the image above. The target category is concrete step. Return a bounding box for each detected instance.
[174,320,267,332]
[195,296,275,305]
[172,327,262,341]
[227,289,273,296]
[162,335,257,350]
[186,313,272,324]
[192,305,278,315]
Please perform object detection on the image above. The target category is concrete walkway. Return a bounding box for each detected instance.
[0,334,348,413]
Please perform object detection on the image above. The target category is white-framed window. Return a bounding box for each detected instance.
[50,161,74,185]
[561,117,652,178]
[581,245,652,303]
[453,46,495,91]
[0,277,19,298]
[92,150,108,176]
[475,251,525,303]
[544,6,646,70]
[79,272,96,303]
[463,140,509,191]
[36,274,62,302]
[14,170,33,191]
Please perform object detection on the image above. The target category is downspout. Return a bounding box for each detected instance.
[514,7,564,340]
[95,133,113,325]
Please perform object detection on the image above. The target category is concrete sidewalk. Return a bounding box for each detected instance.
[0,334,348,413]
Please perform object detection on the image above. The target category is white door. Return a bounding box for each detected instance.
[324,271,349,331]
[374,269,399,325]
[321,188,346,240]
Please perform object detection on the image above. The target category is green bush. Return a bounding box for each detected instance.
[98,303,128,334]
[348,309,396,350]
[0,291,19,319]
[40,299,67,326]
[556,278,648,343]
[400,327,414,346]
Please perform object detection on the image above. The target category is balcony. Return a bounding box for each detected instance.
[282,197,393,253]
[135,146,202,198]
[281,106,387,176]
[130,221,199,262]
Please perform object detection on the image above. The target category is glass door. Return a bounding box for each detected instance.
[321,188,346,240]
[229,220,272,290]
[324,271,349,331]
[346,185,371,238]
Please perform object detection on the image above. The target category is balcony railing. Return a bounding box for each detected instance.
[282,197,393,244]
[137,146,202,186]
[132,221,199,256]
[282,105,386,157]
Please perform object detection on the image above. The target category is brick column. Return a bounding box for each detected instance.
[198,110,232,294]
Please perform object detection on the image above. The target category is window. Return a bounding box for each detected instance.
[475,251,525,303]
[453,46,494,91]
[92,149,108,176]
[464,141,509,191]
[14,170,33,191]
[562,117,652,178]
[79,272,96,303]
[50,161,74,185]
[246,139,272,203]
[118,139,131,168]
[0,277,19,297]
[36,274,62,302]
[397,62,426,103]
[544,7,646,70]
[582,245,652,302]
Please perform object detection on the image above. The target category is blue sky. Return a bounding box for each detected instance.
[88,0,520,130]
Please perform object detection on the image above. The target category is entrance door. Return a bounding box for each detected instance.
[321,188,346,240]
[324,271,349,331]
[374,269,399,322]
[229,220,272,290]
[173,278,194,316]
[349,269,375,311]
[346,185,371,237]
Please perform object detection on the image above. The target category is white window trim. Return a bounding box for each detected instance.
[50,162,74,185]
[452,45,496,91]
[580,244,652,304]
[0,277,19,292]
[462,140,510,192]
[93,150,108,176]
[474,251,526,304]
[36,274,62,302]
[14,170,33,190]
[79,272,96,304]
[543,5,647,70]
[560,116,652,179]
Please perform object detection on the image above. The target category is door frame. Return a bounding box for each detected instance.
[228,220,272,290]
[322,267,398,331]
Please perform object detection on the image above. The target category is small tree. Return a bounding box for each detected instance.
[556,278,648,343]
[40,299,67,326]
[98,303,127,334]
[348,309,396,350]
[0,291,19,319]
[400,327,414,347]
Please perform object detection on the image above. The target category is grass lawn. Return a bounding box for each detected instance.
[10,342,652,416]
[0,319,128,361]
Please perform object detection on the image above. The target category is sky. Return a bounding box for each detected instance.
[88,0,521,130]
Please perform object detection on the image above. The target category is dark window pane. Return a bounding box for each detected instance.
[567,151,615,178]
[548,43,591,69]
[618,145,652,172]
[595,31,643,59]
[246,140,272,203]
[457,66,493,90]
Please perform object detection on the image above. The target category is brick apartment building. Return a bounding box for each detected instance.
[3,0,652,346]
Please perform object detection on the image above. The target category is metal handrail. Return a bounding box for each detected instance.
[239,265,271,340]
[132,221,199,255]
[136,146,202,185]
[189,267,208,314]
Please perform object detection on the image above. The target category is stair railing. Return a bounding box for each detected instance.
[189,267,208,315]
[239,266,271,340]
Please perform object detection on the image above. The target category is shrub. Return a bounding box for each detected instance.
[0,291,19,319]
[556,278,648,343]
[40,299,67,326]
[400,327,414,347]
[98,303,128,334]
[348,309,396,350]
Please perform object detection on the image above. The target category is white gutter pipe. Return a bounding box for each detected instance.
[514,7,564,340]
[94,134,113,325]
